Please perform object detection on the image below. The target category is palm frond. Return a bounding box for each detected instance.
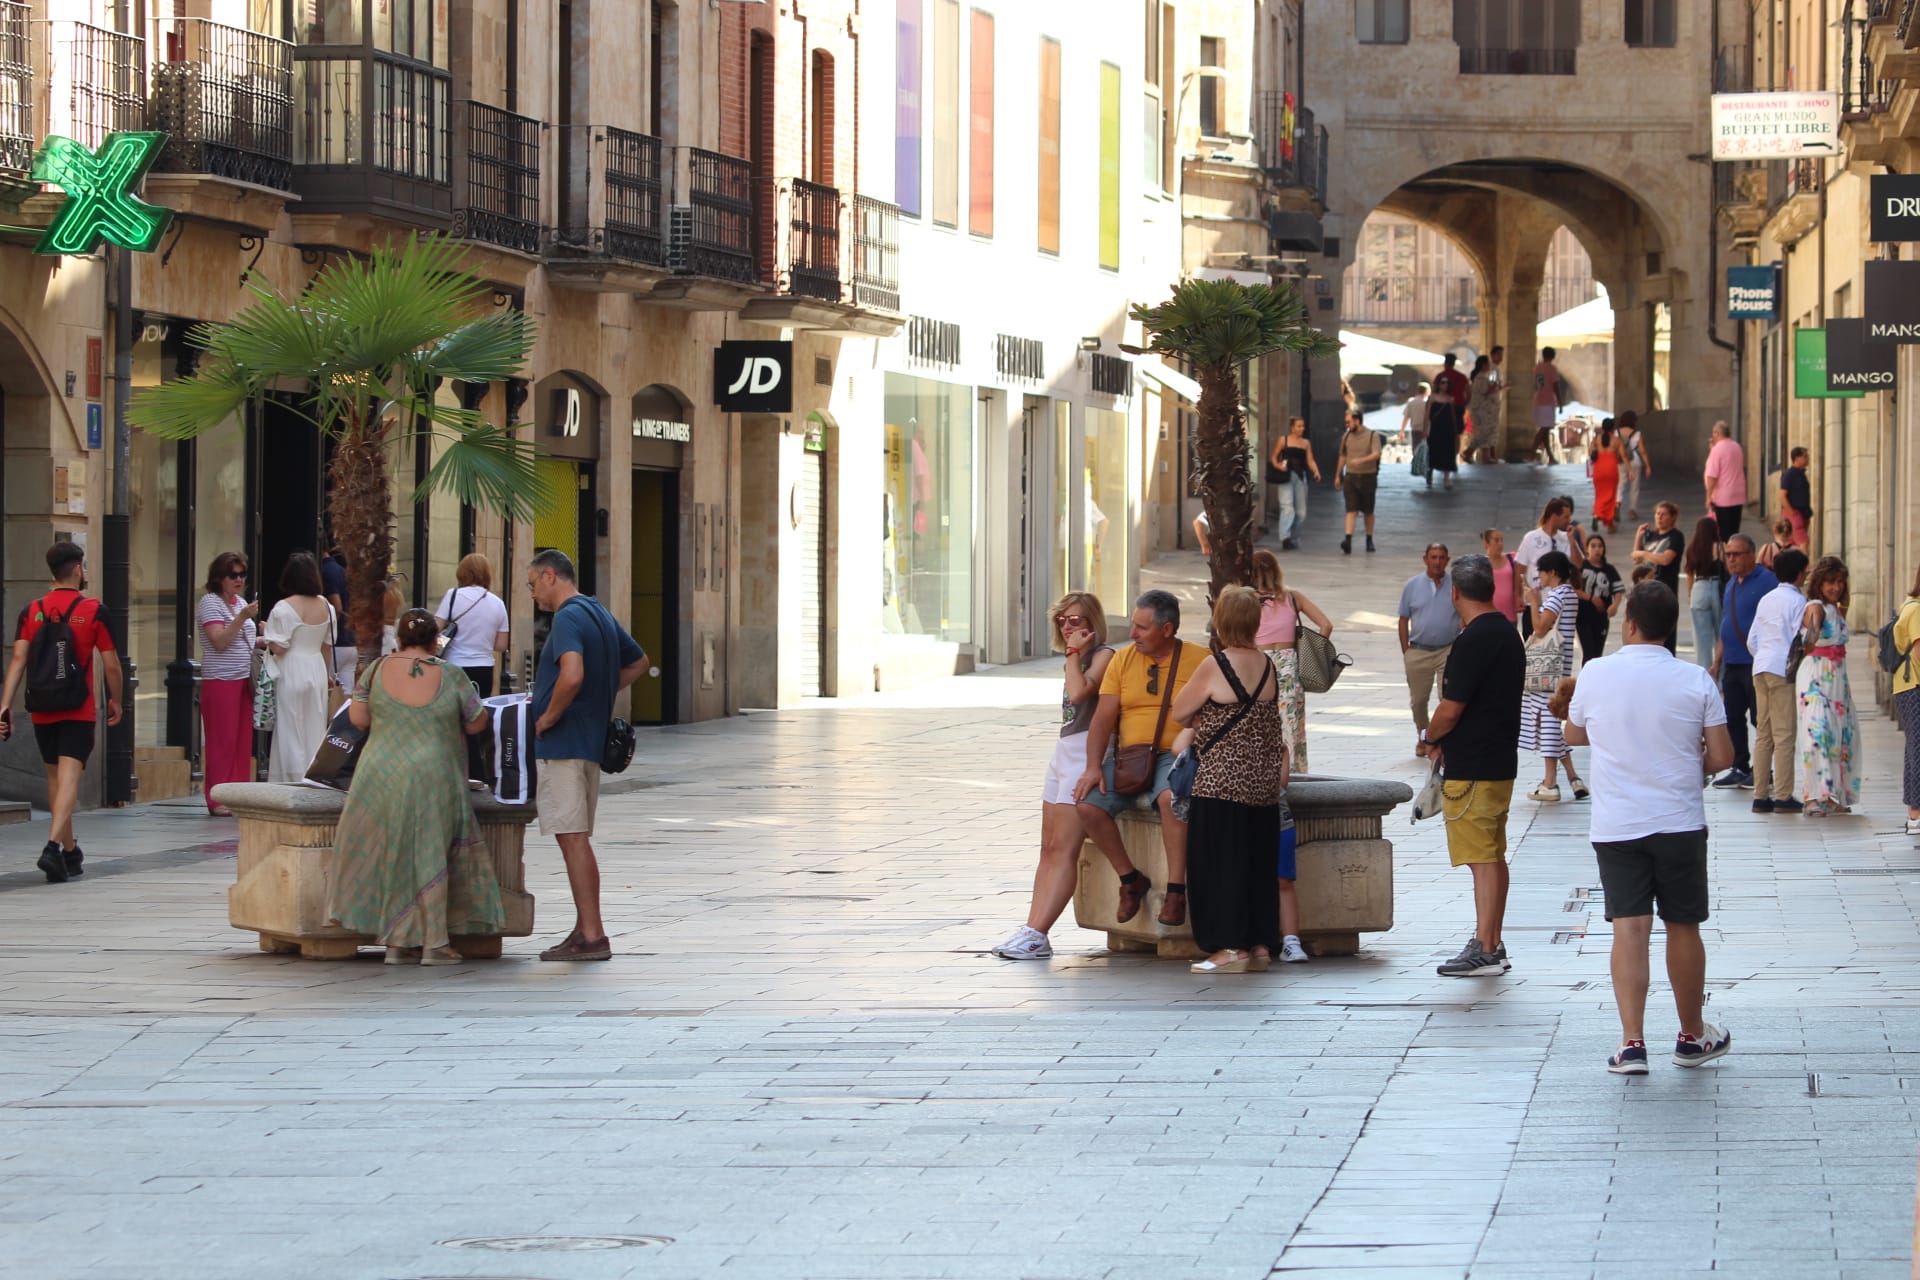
[127,364,256,439]
[305,234,492,376]
[413,416,552,523]
[420,310,538,385]
[1130,277,1336,366]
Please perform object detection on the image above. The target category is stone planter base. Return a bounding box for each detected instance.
[213,782,536,960]
[1071,776,1412,960]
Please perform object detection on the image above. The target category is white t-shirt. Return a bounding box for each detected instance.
[1567,643,1726,843]
[1514,527,1571,590]
[435,585,510,668]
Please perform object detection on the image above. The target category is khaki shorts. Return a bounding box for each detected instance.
[537,757,602,836]
[1443,777,1513,866]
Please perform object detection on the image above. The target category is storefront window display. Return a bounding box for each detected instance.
[883,373,973,641]
[1083,405,1128,614]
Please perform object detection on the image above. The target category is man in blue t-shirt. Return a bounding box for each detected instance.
[1708,533,1775,790]
[527,548,647,961]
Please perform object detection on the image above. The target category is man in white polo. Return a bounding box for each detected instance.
[1565,582,1735,1075]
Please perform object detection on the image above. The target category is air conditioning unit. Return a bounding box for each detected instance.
[667,204,693,271]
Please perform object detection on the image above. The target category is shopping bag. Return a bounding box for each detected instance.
[485,694,538,805]
[303,704,366,791]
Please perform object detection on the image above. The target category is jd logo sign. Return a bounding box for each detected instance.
[31,132,173,256]
[713,341,793,413]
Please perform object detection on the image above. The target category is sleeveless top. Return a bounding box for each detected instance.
[1191,653,1283,806]
[1060,645,1114,737]
[1256,594,1299,647]
[1491,552,1519,621]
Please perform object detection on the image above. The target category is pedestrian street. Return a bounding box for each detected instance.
[1,462,1916,1279]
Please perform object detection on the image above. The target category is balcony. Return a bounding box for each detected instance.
[1255,93,1328,206]
[149,18,293,190]
[289,52,451,234]
[1762,158,1823,247]
[1343,275,1479,326]
[1459,47,1577,76]
[0,2,30,176]
[545,125,668,292]
[850,195,901,314]
[452,100,542,255]
[739,180,901,335]
[46,20,146,147]
[649,146,757,309]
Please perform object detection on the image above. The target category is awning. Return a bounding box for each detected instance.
[1136,359,1203,404]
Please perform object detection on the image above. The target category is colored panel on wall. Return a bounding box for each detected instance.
[1037,37,1061,254]
[932,0,960,227]
[895,0,922,217]
[968,9,994,237]
[1098,61,1120,270]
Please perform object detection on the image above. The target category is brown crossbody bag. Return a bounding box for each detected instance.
[1112,639,1182,795]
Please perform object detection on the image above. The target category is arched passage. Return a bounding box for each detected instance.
[0,311,62,803]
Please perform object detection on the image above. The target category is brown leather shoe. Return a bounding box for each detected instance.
[1115,875,1148,924]
[1157,888,1187,927]
[539,932,612,962]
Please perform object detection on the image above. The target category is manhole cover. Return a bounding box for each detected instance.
[438,1235,672,1252]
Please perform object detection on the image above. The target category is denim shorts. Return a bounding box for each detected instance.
[1078,747,1178,816]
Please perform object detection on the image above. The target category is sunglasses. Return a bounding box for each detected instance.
[1058,614,1089,628]
[226,570,248,579]
[1146,662,1161,696]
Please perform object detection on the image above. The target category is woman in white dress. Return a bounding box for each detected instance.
[262,552,338,783]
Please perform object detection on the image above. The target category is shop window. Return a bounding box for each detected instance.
[883,373,973,641]
[1198,37,1223,138]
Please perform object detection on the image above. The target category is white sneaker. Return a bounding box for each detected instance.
[1906,817,1920,836]
[1529,783,1562,802]
[992,927,1053,960]
[1280,938,1310,964]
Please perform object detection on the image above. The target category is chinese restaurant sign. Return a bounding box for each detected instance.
[1710,93,1839,160]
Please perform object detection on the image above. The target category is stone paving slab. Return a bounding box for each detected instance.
[0,462,1916,1278]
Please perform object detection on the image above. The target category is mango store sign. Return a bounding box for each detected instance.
[1825,318,1896,394]
[1709,92,1839,160]
[1864,260,1920,343]
[31,132,172,255]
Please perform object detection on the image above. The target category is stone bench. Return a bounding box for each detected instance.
[213,782,536,960]
[1072,775,1413,960]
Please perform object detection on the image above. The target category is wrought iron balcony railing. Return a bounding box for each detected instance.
[851,195,901,313]
[784,177,841,302]
[149,17,294,190]
[46,20,146,149]
[681,146,757,284]
[1254,94,1329,205]
[0,3,30,173]
[550,125,666,265]
[1901,0,1918,44]
[453,100,542,253]
[1459,47,1577,76]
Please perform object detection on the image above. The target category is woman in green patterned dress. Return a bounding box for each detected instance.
[326,609,505,965]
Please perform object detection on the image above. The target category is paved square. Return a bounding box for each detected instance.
[1,464,1914,1279]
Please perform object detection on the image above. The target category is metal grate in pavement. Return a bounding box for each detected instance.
[1833,867,1920,875]
[438,1235,672,1251]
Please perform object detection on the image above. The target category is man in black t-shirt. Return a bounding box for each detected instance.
[1417,554,1525,978]
[1630,502,1685,654]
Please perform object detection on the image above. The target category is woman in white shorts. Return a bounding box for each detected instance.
[993,592,1115,960]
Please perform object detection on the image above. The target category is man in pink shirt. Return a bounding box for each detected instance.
[1703,420,1747,540]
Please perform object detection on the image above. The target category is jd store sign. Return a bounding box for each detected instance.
[1824,318,1896,394]
[713,340,793,413]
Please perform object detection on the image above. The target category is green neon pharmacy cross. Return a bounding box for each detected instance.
[30,131,173,256]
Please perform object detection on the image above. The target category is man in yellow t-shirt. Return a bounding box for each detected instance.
[1074,589,1197,926]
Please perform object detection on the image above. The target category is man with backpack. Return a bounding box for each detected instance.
[0,541,123,883]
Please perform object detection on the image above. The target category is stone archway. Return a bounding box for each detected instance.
[0,305,65,803]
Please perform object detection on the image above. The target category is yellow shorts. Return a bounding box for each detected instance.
[1443,778,1513,867]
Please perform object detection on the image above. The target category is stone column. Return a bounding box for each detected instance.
[1612,296,1654,422]
[1499,288,1541,460]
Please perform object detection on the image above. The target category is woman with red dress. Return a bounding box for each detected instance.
[1588,418,1625,532]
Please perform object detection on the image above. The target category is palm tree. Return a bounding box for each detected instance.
[129,233,546,673]
[1131,278,1338,603]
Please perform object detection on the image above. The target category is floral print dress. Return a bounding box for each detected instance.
[1795,603,1860,810]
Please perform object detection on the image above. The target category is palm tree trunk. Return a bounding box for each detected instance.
[1193,361,1254,605]
[329,411,394,682]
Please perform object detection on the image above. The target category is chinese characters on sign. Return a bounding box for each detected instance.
[1709,93,1840,161]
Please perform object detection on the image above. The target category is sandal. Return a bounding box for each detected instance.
[1248,949,1272,973]
[420,945,465,966]
[383,947,421,965]
[1190,950,1251,974]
